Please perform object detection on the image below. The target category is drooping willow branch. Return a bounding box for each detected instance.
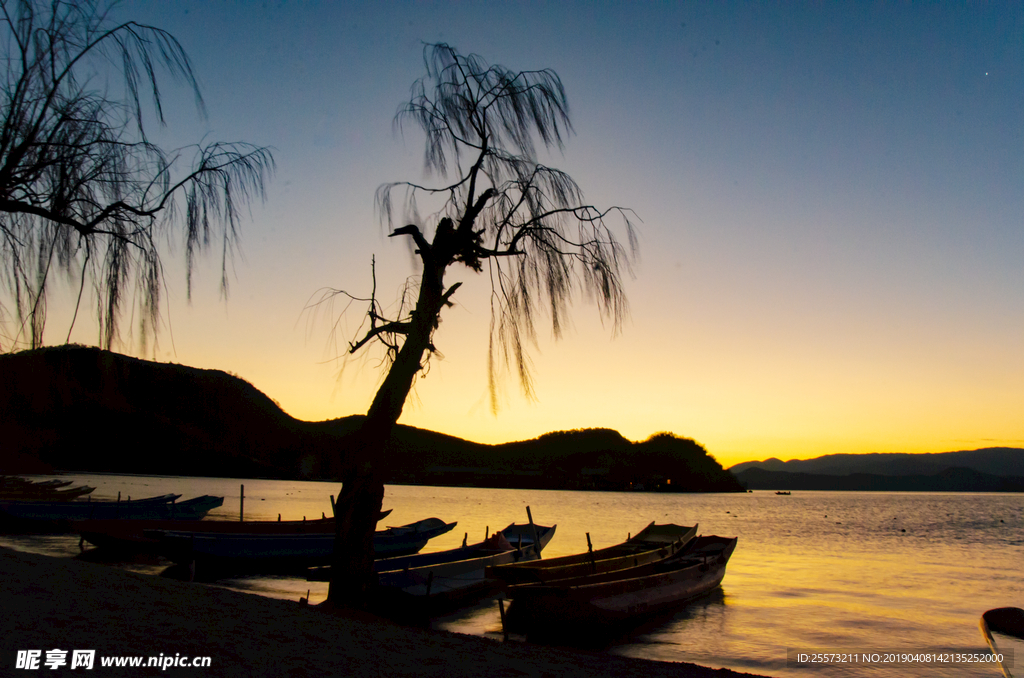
[323,44,638,412]
[0,0,274,351]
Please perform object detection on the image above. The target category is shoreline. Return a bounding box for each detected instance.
[0,545,770,677]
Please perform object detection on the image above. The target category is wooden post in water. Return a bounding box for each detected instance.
[526,506,541,559]
[330,495,336,518]
[497,598,509,641]
[240,484,244,522]
[586,533,596,573]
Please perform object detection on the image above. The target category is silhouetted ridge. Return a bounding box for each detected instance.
[735,466,1024,492]
[0,345,302,477]
[730,448,1024,491]
[0,347,743,492]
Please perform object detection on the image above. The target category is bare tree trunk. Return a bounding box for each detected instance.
[326,427,386,607]
[327,256,447,608]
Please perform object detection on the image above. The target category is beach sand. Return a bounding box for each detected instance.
[1,546,770,677]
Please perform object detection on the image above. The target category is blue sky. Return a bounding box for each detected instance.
[21,1,1024,466]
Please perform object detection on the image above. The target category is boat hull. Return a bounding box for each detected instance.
[75,509,392,553]
[504,536,737,638]
[488,522,697,586]
[0,494,222,530]
[153,517,457,576]
[373,523,557,616]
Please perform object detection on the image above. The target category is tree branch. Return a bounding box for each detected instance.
[349,319,412,354]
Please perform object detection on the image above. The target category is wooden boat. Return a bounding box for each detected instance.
[0,477,72,487]
[501,535,737,638]
[0,494,223,528]
[487,521,697,586]
[372,521,557,615]
[776,491,791,495]
[308,518,556,579]
[152,517,457,575]
[980,607,1024,678]
[0,477,73,492]
[304,517,557,617]
[74,509,393,553]
[0,477,96,501]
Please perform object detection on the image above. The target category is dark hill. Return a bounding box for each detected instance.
[0,346,742,492]
[735,466,1024,492]
[0,345,320,478]
[729,449,1024,479]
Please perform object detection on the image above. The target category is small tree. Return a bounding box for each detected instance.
[318,43,637,606]
[0,0,274,351]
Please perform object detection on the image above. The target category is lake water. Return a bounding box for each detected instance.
[3,474,1022,677]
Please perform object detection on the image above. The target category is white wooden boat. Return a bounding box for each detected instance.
[373,522,557,615]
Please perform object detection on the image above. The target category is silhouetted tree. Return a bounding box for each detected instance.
[316,43,637,606]
[0,0,274,351]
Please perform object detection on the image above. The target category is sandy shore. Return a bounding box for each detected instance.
[1,546,771,677]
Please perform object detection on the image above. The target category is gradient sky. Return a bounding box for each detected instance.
[21,1,1024,468]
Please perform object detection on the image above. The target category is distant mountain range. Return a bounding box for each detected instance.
[0,345,743,493]
[730,450,1024,491]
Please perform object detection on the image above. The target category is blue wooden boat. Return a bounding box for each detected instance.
[74,509,393,553]
[152,517,457,575]
[0,494,223,529]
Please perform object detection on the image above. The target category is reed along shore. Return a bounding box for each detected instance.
[0,546,767,677]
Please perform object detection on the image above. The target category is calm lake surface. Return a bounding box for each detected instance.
[3,474,1022,677]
